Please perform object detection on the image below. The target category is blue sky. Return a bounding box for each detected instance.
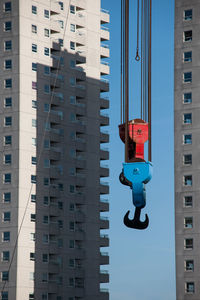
[101,0,175,299]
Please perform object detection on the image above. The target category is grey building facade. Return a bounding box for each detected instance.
[0,0,110,299]
[175,1,200,299]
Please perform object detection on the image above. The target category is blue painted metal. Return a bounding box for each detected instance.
[123,161,153,208]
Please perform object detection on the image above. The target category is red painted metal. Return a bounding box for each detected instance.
[119,118,148,162]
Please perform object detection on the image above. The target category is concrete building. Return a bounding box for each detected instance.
[174,1,200,299]
[0,0,110,299]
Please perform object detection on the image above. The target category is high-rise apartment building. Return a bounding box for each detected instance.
[174,1,200,299]
[0,1,110,299]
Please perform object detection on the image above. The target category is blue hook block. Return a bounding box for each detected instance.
[123,161,153,208]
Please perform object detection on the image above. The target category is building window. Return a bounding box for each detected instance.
[43,216,49,224]
[31,157,37,165]
[44,103,50,112]
[4,59,12,70]
[31,175,36,184]
[183,154,192,165]
[4,154,11,164]
[184,175,192,186]
[32,119,37,127]
[185,282,195,293]
[30,214,36,222]
[44,47,50,56]
[43,234,49,244]
[32,63,37,71]
[2,232,10,242]
[183,113,192,124]
[32,100,37,109]
[59,39,63,47]
[31,194,36,202]
[184,217,193,228]
[44,159,50,168]
[44,178,49,186]
[44,9,49,18]
[69,222,75,231]
[1,292,8,300]
[69,278,74,287]
[42,254,48,263]
[4,40,12,51]
[4,21,12,31]
[183,51,192,62]
[4,173,11,184]
[43,196,49,205]
[70,77,76,87]
[32,24,37,34]
[42,294,48,300]
[2,251,9,262]
[42,273,48,282]
[184,238,193,249]
[183,72,192,83]
[184,9,192,21]
[59,1,64,10]
[30,253,35,261]
[69,259,75,268]
[183,92,192,104]
[69,240,75,249]
[32,138,37,146]
[184,196,193,207]
[4,79,12,88]
[70,24,76,32]
[32,44,37,53]
[44,28,50,37]
[58,220,63,228]
[70,5,75,14]
[3,212,10,222]
[70,41,75,50]
[44,84,50,94]
[4,2,12,12]
[183,134,192,144]
[4,97,12,107]
[3,192,11,203]
[4,116,12,126]
[69,203,75,211]
[44,66,50,75]
[32,81,37,90]
[29,294,34,300]
[44,139,50,149]
[30,233,35,241]
[4,136,12,145]
[30,272,34,281]
[2,271,9,281]
[32,5,37,14]
[184,30,192,42]
[69,185,75,193]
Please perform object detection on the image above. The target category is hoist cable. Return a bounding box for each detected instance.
[148,0,152,161]
[140,0,143,119]
[135,0,140,61]
[125,0,129,162]
[120,0,123,124]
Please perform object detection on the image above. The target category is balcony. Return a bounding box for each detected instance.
[101,8,110,24]
[100,166,109,178]
[101,44,110,58]
[50,1,60,15]
[100,61,110,75]
[100,131,109,143]
[101,26,110,41]
[100,113,109,126]
[49,150,61,161]
[100,198,109,212]
[100,97,109,109]
[100,252,109,265]
[100,216,109,229]
[100,149,109,160]
[100,78,109,92]
[50,21,60,34]
[100,288,109,299]
[100,182,109,195]
[100,270,109,283]
[100,234,109,247]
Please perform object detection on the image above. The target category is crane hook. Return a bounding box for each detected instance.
[124,207,149,230]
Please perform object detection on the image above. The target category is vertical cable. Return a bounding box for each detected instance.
[120,0,123,124]
[125,0,129,162]
[141,0,143,119]
[148,0,152,161]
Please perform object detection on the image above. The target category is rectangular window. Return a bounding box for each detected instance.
[32,24,37,34]
[4,173,11,184]
[183,113,192,124]
[1,291,8,300]
[30,233,35,241]
[4,2,12,12]
[29,294,34,300]
[2,232,10,242]
[70,24,76,32]
[4,79,12,88]
[32,138,37,146]
[32,81,37,90]
[4,40,12,51]
[43,216,49,224]
[184,51,192,62]
[184,217,193,229]
[183,72,192,83]
[32,63,37,71]
[2,271,9,281]
[69,185,75,193]
[44,66,50,75]
[59,39,63,47]
[44,9,49,18]
[30,272,34,281]
[44,85,50,94]
[43,178,49,186]
[30,253,35,261]
[42,254,48,263]
[3,212,10,222]
[4,21,12,31]
[184,238,193,249]
[4,59,12,70]
[2,251,9,262]
[32,119,37,127]
[32,100,37,109]
[42,294,48,300]
[44,139,50,149]
[70,5,75,14]
[69,278,74,287]
[183,93,192,104]
[183,154,192,165]
[31,157,37,165]
[44,159,50,168]
[43,196,49,205]
[43,234,49,244]
[184,9,192,21]
[69,221,75,231]
[69,240,75,248]
[31,194,36,202]
[4,136,12,145]
[44,28,50,37]
[184,30,192,42]
[44,47,50,56]
[32,44,37,53]
[184,134,192,145]
[32,5,37,14]
[69,259,75,268]
[42,273,48,282]
[4,154,11,164]
[30,214,36,222]
[184,175,192,186]
[184,196,193,207]
[31,175,36,184]
[58,20,64,29]
[4,97,12,107]
[70,41,75,50]
[4,116,12,126]
[3,192,11,203]
[186,282,195,293]
[59,2,64,10]
[70,77,76,87]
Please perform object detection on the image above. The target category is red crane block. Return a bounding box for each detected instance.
[119,119,149,161]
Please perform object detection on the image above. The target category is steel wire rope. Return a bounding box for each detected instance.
[1,0,73,294]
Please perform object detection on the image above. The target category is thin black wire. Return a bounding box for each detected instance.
[1,0,72,294]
